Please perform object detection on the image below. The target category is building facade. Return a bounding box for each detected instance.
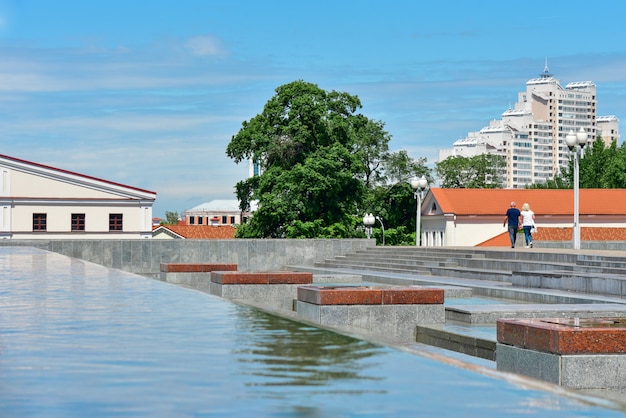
[0,154,156,239]
[184,199,257,226]
[438,64,620,188]
[420,188,626,247]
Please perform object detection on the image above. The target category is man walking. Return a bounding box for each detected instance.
[503,201,521,248]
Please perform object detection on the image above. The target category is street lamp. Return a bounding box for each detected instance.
[363,213,375,240]
[410,175,429,246]
[564,127,588,250]
[375,216,385,246]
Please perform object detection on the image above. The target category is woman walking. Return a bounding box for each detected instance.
[520,203,536,248]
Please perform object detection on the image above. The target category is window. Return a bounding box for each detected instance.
[230,216,235,224]
[221,216,227,224]
[189,216,195,225]
[198,217,203,225]
[71,213,85,231]
[33,213,47,231]
[109,213,123,231]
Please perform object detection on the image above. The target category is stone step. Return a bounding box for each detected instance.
[446,303,626,324]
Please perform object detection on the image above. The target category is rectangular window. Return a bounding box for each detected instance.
[33,213,47,231]
[109,213,123,231]
[221,216,227,224]
[230,216,235,224]
[71,213,85,231]
[198,217,203,225]
[189,216,195,225]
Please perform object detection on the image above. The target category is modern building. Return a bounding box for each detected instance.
[184,199,257,226]
[419,188,626,247]
[597,115,620,146]
[438,64,620,188]
[0,153,156,239]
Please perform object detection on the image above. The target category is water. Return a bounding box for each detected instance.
[1,247,624,417]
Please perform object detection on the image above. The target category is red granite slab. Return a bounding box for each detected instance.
[211,271,313,285]
[298,286,383,305]
[297,286,444,306]
[211,272,268,284]
[382,287,444,304]
[160,263,237,273]
[267,272,312,284]
[497,317,626,355]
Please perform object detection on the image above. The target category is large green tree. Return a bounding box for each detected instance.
[435,154,505,188]
[226,80,392,238]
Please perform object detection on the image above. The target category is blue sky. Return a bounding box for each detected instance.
[1,0,625,217]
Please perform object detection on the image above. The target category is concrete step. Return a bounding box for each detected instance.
[445,303,626,324]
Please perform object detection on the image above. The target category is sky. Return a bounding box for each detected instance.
[1,0,625,218]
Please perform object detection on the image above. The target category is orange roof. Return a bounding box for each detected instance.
[478,227,626,247]
[429,188,626,216]
[153,225,236,239]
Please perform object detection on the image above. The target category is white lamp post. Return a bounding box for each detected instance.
[363,213,375,240]
[564,127,588,250]
[375,216,385,246]
[410,176,429,246]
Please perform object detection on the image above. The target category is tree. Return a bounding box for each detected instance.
[226,80,391,238]
[435,154,504,188]
[163,211,180,225]
[361,150,432,243]
[532,136,626,189]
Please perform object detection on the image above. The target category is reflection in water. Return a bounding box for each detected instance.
[234,309,384,388]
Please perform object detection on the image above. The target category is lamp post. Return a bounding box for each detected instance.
[410,176,429,246]
[363,213,375,240]
[375,216,385,246]
[564,127,588,250]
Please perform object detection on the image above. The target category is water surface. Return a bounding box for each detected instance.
[0,247,624,417]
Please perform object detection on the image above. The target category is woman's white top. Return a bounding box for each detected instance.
[521,210,535,226]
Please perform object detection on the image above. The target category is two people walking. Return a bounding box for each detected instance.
[503,201,535,248]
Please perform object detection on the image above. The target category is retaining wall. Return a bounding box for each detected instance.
[0,239,374,277]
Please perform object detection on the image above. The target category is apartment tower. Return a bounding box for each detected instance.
[439,64,618,188]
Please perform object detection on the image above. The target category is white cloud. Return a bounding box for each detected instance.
[184,35,226,57]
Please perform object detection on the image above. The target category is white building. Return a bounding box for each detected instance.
[0,153,156,239]
[184,199,257,226]
[597,115,620,146]
[439,64,620,188]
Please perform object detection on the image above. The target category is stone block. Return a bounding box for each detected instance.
[496,344,561,385]
[497,317,626,355]
[160,263,237,273]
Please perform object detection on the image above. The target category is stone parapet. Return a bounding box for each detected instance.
[159,262,238,290]
[160,263,238,273]
[208,271,313,312]
[496,317,626,389]
[296,285,445,340]
[497,317,626,355]
[210,271,312,285]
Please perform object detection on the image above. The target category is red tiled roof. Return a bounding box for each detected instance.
[153,225,236,239]
[478,227,626,247]
[429,188,626,216]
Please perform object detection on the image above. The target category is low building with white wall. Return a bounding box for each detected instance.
[0,153,156,239]
[420,188,626,247]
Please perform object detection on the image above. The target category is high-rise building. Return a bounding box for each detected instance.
[438,64,620,188]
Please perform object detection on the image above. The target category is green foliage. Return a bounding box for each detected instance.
[531,136,626,189]
[227,80,386,238]
[163,211,180,225]
[226,80,433,242]
[435,154,504,188]
[379,226,415,246]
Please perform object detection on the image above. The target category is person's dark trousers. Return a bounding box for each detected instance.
[508,226,517,248]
